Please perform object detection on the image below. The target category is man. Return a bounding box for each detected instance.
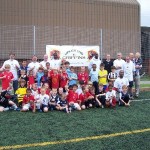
[122,56,135,99]
[40,54,50,70]
[134,52,142,98]
[28,55,40,76]
[114,70,129,94]
[129,53,135,62]
[50,52,61,69]
[88,53,101,71]
[113,52,125,76]
[1,53,20,93]
[103,54,113,74]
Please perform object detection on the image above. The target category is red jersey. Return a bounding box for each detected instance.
[22,94,35,104]
[67,90,79,103]
[0,71,14,90]
[78,72,89,84]
[51,73,60,89]
[60,72,68,88]
[79,92,92,103]
[28,76,35,86]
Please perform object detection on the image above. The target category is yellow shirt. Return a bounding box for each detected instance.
[15,87,27,102]
[98,69,108,85]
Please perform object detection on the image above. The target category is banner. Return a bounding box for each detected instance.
[46,45,99,66]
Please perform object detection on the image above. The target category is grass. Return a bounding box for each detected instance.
[141,84,150,88]
[0,92,150,150]
[141,75,150,81]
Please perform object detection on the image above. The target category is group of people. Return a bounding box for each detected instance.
[0,51,142,113]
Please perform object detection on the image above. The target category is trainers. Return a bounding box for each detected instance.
[4,107,9,111]
[130,96,134,100]
[15,108,20,111]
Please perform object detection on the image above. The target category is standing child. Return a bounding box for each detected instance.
[0,64,14,91]
[119,85,130,106]
[18,70,27,86]
[15,79,27,107]
[36,67,44,87]
[98,63,108,91]
[68,66,78,86]
[105,85,117,107]
[108,66,117,83]
[40,70,49,86]
[19,60,28,75]
[59,67,68,90]
[27,70,35,88]
[21,88,36,112]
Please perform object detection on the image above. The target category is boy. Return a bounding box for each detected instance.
[36,67,44,87]
[105,85,116,107]
[18,69,27,86]
[98,63,108,91]
[27,70,35,88]
[67,84,81,111]
[119,85,130,106]
[59,67,68,90]
[0,64,14,91]
[49,88,60,111]
[40,70,49,86]
[21,88,36,112]
[68,66,77,86]
[78,66,89,85]
[108,66,117,83]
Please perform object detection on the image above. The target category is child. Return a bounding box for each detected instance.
[108,66,117,83]
[58,87,64,97]
[37,88,49,112]
[58,93,70,113]
[98,63,108,91]
[67,84,81,111]
[78,66,89,85]
[42,83,51,96]
[15,79,27,107]
[19,60,28,76]
[46,62,51,71]
[27,70,35,88]
[68,66,77,86]
[40,70,49,86]
[119,85,130,106]
[105,85,117,107]
[50,68,60,89]
[18,69,27,86]
[95,83,106,108]
[89,64,99,95]
[79,86,94,109]
[36,67,44,87]
[65,61,71,76]
[59,67,68,90]
[49,88,60,111]
[0,64,14,91]
[0,90,19,112]
[21,88,36,112]
[76,80,85,95]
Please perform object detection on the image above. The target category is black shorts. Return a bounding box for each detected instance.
[0,99,9,108]
[129,81,134,88]
[41,104,48,111]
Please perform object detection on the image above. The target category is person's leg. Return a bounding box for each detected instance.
[135,75,140,97]
[128,81,134,99]
[13,80,18,94]
[93,81,99,94]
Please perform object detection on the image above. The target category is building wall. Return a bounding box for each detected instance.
[0,0,140,59]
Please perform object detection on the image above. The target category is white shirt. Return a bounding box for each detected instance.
[122,61,135,81]
[114,77,129,92]
[38,94,49,105]
[28,62,40,76]
[50,59,61,69]
[113,59,125,76]
[88,57,101,71]
[40,60,50,70]
[106,90,116,100]
[2,59,20,80]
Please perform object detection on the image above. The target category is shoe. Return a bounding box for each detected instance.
[134,94,139,98]
[130,96,134,100]
[68,107,72,113]
[3,107,9,111]
[101,105,104,109]
[38,109,42,112]
[15,108,20,111]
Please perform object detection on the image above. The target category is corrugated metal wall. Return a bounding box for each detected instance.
[0,0,140,59]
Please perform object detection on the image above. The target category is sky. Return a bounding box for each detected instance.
[137,0,150,27]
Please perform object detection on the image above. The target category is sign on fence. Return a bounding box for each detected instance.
[46,45,99,66]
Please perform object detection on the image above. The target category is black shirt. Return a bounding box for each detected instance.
[103,60,113,74]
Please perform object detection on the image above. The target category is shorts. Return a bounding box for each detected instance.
[22,103,30,110]
[69,103,80,110]
[129,81,134,88]
[41,104,49,111]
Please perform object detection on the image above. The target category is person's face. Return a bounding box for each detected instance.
[99,86,103,91]
[117,53,122,59]
[20,82,25,87]
[21,70,26,75]
[22,61,27,66]
[32,56,37,62]
[39,69,43,73]
[10,54,15,60]
[122,87,127,93]
[59,88,63,94]
[71,68,74,73]
[44,83,49,89]
[119,71,124,78]
[46,63,50,69]
[29,71,33,76]
[53,69,57,74]
[32,84,37,90]
[95,54,98,59]
[108,87,113,92]
[27,90,31,96]
[126,57,130,63]
[129,53,134,60]
[5,66,10,71]
[81,67,85,72]
[135,53,140,59]
[41,89,46,95]
[100,66,104,70]
[106,54,110,60]
[73,86,77,92]
[92,65,97,70]
[52,89,57,96]
[111,68,115,73]
[85,87,89,92]
[44,55,48,61]
[65,63,70,68]
[62,67,66,72]
[53,53,58,59]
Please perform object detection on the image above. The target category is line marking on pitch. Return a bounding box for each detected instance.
[0,128,150,150]
[131,99,150,102]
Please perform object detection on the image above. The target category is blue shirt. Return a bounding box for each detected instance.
[36,72,44,87]
[68,72,77,86]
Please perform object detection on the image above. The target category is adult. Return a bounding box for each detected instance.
[50,52,61,69]
[28,55,40,76]
[129,53,135,62]
[103,54,113,74]
[1,53,20,93]
[40,54,50,70]
[122,56,135,99]
[113,52,125,76]
[88,53,101,71]
[114,70,129,93]
[134,52,142,98]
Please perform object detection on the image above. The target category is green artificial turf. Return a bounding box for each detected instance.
[0,92,150,150]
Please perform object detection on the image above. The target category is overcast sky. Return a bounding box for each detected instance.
[137,0,150,27]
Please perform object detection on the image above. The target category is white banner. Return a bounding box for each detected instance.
[46,45,100,66]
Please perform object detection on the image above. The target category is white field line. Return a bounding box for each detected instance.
[131,99,150,102]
